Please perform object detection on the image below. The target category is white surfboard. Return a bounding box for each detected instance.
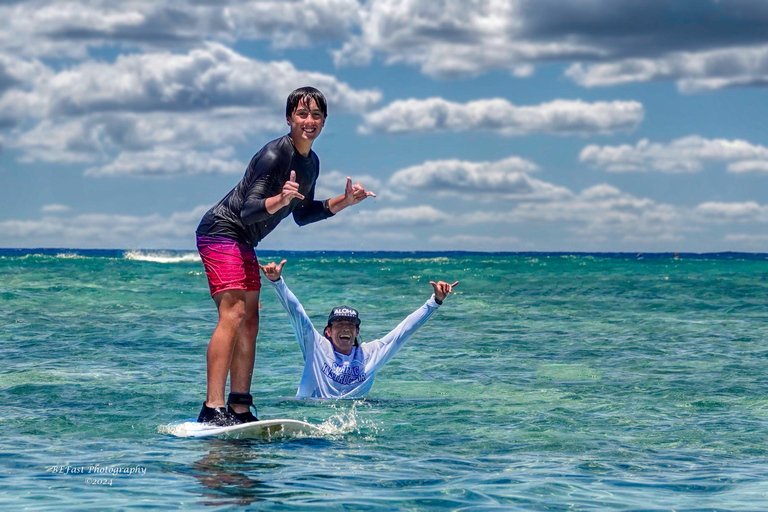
[165,419,322,440]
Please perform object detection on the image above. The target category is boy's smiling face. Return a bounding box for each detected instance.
[287,97,325,145]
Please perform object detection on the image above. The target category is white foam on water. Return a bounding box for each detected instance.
[158,420,326,440]
[316,402,380,439]
[158,421,197,437]
[124,250,200,263]
[55,252,87,259]
[159,404,379,440]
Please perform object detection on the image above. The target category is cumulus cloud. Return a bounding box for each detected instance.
[344,177,700,246]
[389,156,571,200]
[0,206,209,248]
[12,109,281,164]
[30,43,380,117]
[0,53,50,127]
[429,234,523,250]
[229,0,361,49]
[694,201,768,223]
[504,184,687,241]
[315,169,403,202]
[344,0,604,78]
[727,160,768,174]
[580,136,768,173]
[724,234,768,244]
[566,45,768,93]
[0,53,46,94]
[361,97,643,136]
[84,148,246,177]
[41,204,71,214]
[338,0,768,91]
[0,0,360,59]
[4,0,768,92]
[347,205,450,226]
[3,43,380,172]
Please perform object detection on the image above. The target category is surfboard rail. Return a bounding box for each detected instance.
[164,418,322,440]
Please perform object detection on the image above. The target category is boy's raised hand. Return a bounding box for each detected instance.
[430,280,459,302]
[260,259,287,281]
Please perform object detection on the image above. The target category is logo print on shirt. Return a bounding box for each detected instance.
[322,362,366,386]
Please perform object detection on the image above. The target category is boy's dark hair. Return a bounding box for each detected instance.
[286,86,328,119]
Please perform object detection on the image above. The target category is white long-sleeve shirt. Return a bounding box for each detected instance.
[268,277,441,398]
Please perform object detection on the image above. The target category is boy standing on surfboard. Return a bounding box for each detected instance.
[195,87,375,426]
[260,260,458,398]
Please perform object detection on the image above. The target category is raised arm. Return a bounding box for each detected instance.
[239,151,293,225]
[261,260,318,359]
[327,177,376,214]
[365,280,458,370]
[292,180,335,226]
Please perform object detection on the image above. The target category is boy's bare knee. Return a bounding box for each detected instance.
[221,300,247,326]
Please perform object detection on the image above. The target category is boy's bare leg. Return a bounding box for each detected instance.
[228,290,260,413]
[206,289,248,408]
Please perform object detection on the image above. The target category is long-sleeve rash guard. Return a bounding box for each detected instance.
[268,277,441,398]
[196,135,334,246]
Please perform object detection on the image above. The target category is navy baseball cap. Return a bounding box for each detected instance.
[327,306,360,326]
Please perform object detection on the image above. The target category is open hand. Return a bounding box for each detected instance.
[259,259,287,282]
[344,177,376,206]
[430,280,459,302]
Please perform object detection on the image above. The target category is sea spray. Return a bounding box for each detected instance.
[316,400,380,439]
[123,250,200,263]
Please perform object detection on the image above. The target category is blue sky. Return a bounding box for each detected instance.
[1,0,768,252]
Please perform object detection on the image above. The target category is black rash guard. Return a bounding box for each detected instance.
[196,135,334,246]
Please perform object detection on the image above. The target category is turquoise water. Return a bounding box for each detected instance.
[2,249,768,511]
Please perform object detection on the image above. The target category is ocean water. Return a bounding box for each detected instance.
[2,249,768,511]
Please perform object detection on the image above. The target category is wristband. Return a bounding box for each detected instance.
[435,297,443,305]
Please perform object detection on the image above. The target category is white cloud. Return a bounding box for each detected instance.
[504,184,688,242]
[345,0,604,78]
[41,204,71,214]
[0,54,51,127]
[315,169,403,202]
[0,205,209,248]
[346,205,450,226]
[4,0,768,93]
[360,181,695,245]
[84,148,246,177]
[566,45,768,93]
[727,160,768,175]
[389,156,571,200]
[32,43,379,118]
[332,0,768,92]
[361,97,643,136]
[429,234,523,250]
[0,53,48,92]
[0,1,360,59]
[331,36,373,68]
[694,202,768,223]
[3,43,381,172]
[581,136,768,173]
[8,191,768,252]
[229,0,361,48]
[13,109,280,164]
[724,234,768,245]
[256,204,448,250]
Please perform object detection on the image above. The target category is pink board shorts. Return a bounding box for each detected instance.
[196,235,261,297]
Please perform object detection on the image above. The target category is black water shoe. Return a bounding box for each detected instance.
[197,402,241,426]
[227,392,259,423]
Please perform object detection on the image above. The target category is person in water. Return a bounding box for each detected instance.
[260,260,458,398]
[195,87,376,425]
